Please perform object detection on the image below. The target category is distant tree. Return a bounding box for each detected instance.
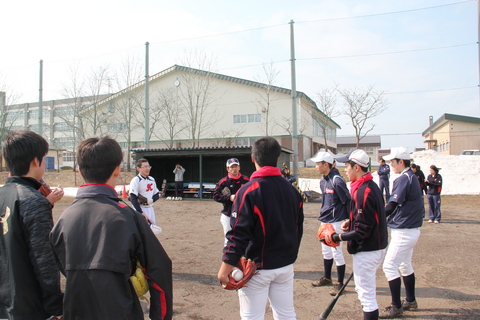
[111,55,144,170]
[152,86,187,148]
[178,51,221,147]
[83,65,111,136]
[337,86,388,148]
[0,79,21,171]
[253,63,280,136]
[313,87,340,151]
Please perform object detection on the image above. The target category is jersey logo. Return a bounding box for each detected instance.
[146,183,153,192]
[325,188,334,194]
[231,212,237,218]
[1,207,10,235]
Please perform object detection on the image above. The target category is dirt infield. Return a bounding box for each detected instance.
[52,195,480,320]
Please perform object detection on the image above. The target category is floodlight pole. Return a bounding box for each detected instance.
[144,42,150,148]
[38,59,43,136]
[289,20,299,180]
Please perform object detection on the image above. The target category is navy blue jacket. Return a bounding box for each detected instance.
[388,168,424,229]
[378,164,390,181]
[319,169,350,223]
[223,166,304,269]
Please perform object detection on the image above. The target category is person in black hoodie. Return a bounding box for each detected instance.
[0,130,63,320]
[50,136,173,320]
[410,164,427,196]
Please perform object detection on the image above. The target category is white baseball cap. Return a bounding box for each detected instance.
[310,151,334,164]
[336,149,370,167]
[226,158,240,167]
[383,147,410,161]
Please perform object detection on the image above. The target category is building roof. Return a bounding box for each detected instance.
[131,145,293,156]
[422,113,480,136]
[336,135,381,146]
[98,64,341,129]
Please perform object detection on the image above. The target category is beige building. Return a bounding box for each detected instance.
[3,65,340,169]
[422,113,480,155]
[89,65,341,167]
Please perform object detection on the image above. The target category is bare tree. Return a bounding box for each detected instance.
[82,65,111,136]
[152,87,186,148]
[209,127,246,147]
[312,87,341,151]
[110,55,144,170]
[0,79,21,171]
[178,51,221,147]
[337,86,388,148]
[253,63,280,136]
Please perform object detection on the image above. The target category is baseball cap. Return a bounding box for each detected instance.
[310,151,334,164]
[226,158,240,167]
[336,149,370,167]
[383,147,410,161]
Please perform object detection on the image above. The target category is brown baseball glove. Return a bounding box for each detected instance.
[317,223,340,248]
[137,194,149,206]
[222,257,258,290]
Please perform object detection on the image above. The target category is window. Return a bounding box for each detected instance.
[55,122,71,132]
[108,123,128,132]
[55,137,75,149]
[63,152,75,162]
[6,111,24,122]
[233,114,261,124]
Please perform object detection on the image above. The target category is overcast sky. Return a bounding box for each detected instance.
[0,0,477,151]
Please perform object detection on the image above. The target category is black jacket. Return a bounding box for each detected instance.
[213,173,249,216]
[223,167,304,269]
[50,184,172,320]
[0,176,63,320]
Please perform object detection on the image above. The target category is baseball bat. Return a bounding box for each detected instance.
[317,272,354,320]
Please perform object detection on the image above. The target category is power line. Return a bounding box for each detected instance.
[299,0,474,24]
[299,43,475,61]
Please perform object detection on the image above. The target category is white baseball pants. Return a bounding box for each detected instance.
[352,249,386,312]
[220,213,232,246]
[141,206,156,225]
[238,264,296,320]
[383,228,421,280]
[321,221,346,265]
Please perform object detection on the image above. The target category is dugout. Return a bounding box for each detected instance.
[131,145,293,199]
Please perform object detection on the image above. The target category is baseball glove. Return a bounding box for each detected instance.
[130,261,149,302]
[317,223,340,248]
[221,186,231,196]
[222,257,258,290]
[137,194,150,206]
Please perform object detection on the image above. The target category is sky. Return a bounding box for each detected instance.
[0,0,478,151]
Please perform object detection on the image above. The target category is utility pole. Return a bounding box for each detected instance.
[144,42,150,148]
[289,20,298,180]
[38,59,43,136]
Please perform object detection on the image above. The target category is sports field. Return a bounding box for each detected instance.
[52,195,480,319]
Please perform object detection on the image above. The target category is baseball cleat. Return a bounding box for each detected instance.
[401,299,418,311]
[311,275,332,287]
[329,282,344,296]
[379,305,403,319]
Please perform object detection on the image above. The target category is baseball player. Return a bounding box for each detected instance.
[310,152,351,296]
[213,158,249,245]
[218,137,304,319]
[377,159,391,200]
[410,164,427,196]
[130,158,160,225]
[425,165,442,223]
[323,149,388,320]
[380,147,424,318]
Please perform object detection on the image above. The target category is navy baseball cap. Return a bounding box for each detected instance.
[334,149,359,163]
[226,158,240,167]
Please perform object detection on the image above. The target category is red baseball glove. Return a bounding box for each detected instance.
[317,223,340,248]
[222,257,258,290]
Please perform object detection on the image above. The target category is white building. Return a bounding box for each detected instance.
[3,65,341,169]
